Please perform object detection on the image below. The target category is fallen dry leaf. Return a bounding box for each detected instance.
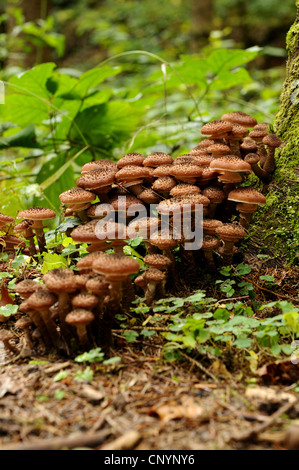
[148,397,203,422]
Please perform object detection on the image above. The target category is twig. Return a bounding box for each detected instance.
[0,429,112,451]
[229,398,298,443]
[99,430,142,450]
[243,277,298,302]
[180,351,219,383]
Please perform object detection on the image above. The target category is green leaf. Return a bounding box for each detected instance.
[75,66,122,96]
[0,124,40,149]
[122,330,139,342]
[0,304,18,318]
[234,337,252,348]
[74,366,94,382]
[41,253,68,274]
[9,63,57,99]
[259,275,275,282]
[53,370,69,382]
[75,347,104,363]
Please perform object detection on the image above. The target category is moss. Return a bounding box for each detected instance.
[245,7,299,266]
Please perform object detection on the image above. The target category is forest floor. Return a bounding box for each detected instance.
[0,251,298,451]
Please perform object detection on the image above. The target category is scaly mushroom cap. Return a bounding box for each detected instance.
[210,156,252,173]
[202,186,226,204]
[207,143,231,156]
[143,152,174,167]
[248,128,268,142]
[240,137,258,153]
[138,188,160,204]
[202,219,223,235]
[117,153,146,168]
[86,203,112,219]
[169,184,201,197]
[15,315,33,330]
[17,207,56,221]
[0,235,26,250]
[115,165,151,183]
[95,221,128,242]
[14,220,34,234]
[145,268,165,282]
[26,289,57,310]
[262,134,282,148]
[221,111,257,128]
[170,163,203,181]
[76,252,107,273]
[71,220,100,243]
[59,188,96,205]
[149,228,182,250]
[202,235,220,252]
[14,279,41,298]
[152,176,177,193]
[227,188,266,205]
[92,253,140,280]
[244,153,260,166]
[134,273,146,288]
[127,216,161,239]
[0,213,14,226]
[201,120,233,137]
[144,254,172,270]
[226,123,248,140]
[77,169,116,190]
[65,308,95,326]
[43,269,76,293]
[74,273,91,290]
[81,160,117,174]
[110,194,144,212]
[186,154,215,166]
[85,276,109,295]
[71,293,99,310]
[215,223,246,242]
[152,164,174,177]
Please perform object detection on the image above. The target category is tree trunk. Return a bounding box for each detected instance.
[274,1,299,168]
[190,0,214,52]
[7,0,52,68]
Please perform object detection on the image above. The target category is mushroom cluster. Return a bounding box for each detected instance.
[0,111,281,357]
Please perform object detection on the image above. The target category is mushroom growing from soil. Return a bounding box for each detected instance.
[227,187,266,229]
[215,223,246,265]
[16,207,56,254]
[0,329,18,354]
[15,315,34,353]
[144,268,166,306]
[65,308,95,351]
[201,235,220,269]
[14,220,37,258]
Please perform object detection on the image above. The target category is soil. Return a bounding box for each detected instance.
[0,258,298,451]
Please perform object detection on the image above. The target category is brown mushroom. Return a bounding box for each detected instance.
[215,223,246,265]
[262,134,282,174]
[59,188,97,222]
[65,308,95,350]
[227,187,266,229]
[16,207,56,254]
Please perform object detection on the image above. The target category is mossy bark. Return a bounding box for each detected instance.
[274,1,299,174]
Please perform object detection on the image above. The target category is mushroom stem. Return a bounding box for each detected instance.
[57,291,73,344]
[39,307,63,350]
[75,324,90,350]
[221,240,235,265]
[34,227,47,254]
[257,142,268,167]
[145,281,157,306]
[263,148,276,174]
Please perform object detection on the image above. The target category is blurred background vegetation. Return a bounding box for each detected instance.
[0,0,296,242]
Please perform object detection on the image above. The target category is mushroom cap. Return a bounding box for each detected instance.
[27,289,57,310]
[157,194,210,215]
[134,273,146,288]
[244,153,260,166]
[14,220,34,234]
[207,143,231,156]
[202,235,220,251]
[152,164,174,177]
[227,187,266,205]
[76,252,107,273]
[0,235,26,249]
[95,221,128,242]
[145,268,165,282]
[170,184,201,197]
[71,220,102,243]
[15,315,33,329]
[170,163,203,180]
[43,269,76,293]
[77,168,116,190]
[71,293,99,309]
[202,186,226,203]
[85,276,109,295]
[210,156,252,173]
[138,188,161,204]
[0,329,15,342]
[262,133,282,147]
[14,279,41,298]
[117,153,145,168]
[226,123,248,139]
[201,120,233,136]
[81,160,118,174]
[127,216,161,239]
[215,223,246,241]
[221,111,257,128]
[0,213,14,226]
[202,219,223,235]
[59,188,96,205]
[74,273,91,290]
[240,137,258,153]
[115,165,151,182]
[152,176,177,193]
[17,207,56,221]
[92,253,140,280]
[248,128,268,141]
[143,152,173,167]
[187,154,215,166]
[144,253,172,270]
[149,228,181,250]
[110,194,144,212]
[86,203,112,219]
[65,308,95,326]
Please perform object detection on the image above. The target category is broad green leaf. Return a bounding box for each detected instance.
[9,63,57,99]
[75,66,121,96]
[2,94,50,127]
[41,253,68,274]
[0,124,40,149]
[234,337,252,349]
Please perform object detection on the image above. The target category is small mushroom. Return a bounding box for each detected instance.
[262,134,282,174]
[215,223,246,265]
[227,188,266,229]
[15,315,34,351]
[0,329,18,354]
[144,268,165,306]
[16,207,56,254]
[65,308,95,351]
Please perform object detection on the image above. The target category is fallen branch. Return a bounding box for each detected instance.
[229,398,298,443]
[0,429,111,451]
